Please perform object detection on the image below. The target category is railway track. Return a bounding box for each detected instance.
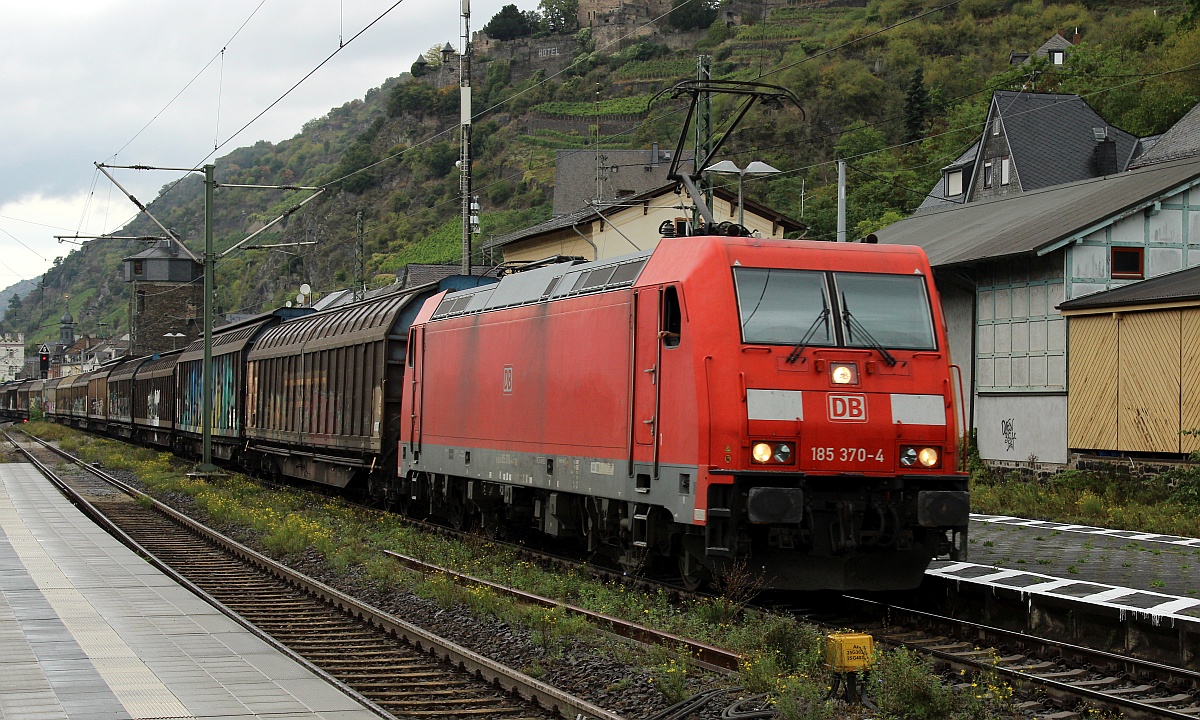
[7,430,622,720]
[827,597,1200,720]
[20,424,1200,719]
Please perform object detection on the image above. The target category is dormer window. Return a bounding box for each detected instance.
[945,169,963,197]
[983,161,994,188]
[1049,49,1065,65]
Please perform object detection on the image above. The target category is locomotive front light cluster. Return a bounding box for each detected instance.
[752,441,795,464]
[830,362,858,385]
[899,445,941,468]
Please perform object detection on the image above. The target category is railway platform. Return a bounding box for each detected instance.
[0,462,381,720]
[966,513,1200,602]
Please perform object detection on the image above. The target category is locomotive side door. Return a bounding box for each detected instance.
[406,326,424,457]
[630,285,683,483]
[631,288,661,453]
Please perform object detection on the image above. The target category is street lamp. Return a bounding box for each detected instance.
[164,332,185,351]
[704,160,781,227]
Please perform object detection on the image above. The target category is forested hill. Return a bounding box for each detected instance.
[5,0,1199,347]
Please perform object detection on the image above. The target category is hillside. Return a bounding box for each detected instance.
[4,0,1199,347]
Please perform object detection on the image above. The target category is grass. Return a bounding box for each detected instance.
[528,96,652,117]
[29,422,1021,716]
[971,460,1200,539]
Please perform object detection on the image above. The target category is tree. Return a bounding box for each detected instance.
[667,0,717,31]
[538,0,578,33]
[903,66,930,143]
[7,294,20,312]
[483,5,534,41]
[333,140,379,193]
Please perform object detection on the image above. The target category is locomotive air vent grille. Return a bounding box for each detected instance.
[432,257,648,320]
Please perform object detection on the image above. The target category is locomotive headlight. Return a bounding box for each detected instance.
[918,447,940,468]
[751,442,795,464]
[830,363,858,385]
[900,446,941,468]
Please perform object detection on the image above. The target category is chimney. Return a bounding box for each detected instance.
[1072,27,1081,45]
[1092,127,1117,176]
[651,142,659,166]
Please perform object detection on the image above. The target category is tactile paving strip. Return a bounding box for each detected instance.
[0,466,194,720]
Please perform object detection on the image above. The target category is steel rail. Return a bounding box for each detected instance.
[16,430,627,720]
[842,596,1200,720]
[3,431,397,720]
[384,549,739,672]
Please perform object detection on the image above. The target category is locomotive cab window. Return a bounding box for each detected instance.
[832,272,936,350]
[734,268,831,345]
[407,329,416,367]
[662,286,681,348]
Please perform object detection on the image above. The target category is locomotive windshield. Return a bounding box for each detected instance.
[734,268,936,350]
[736,269,831,345]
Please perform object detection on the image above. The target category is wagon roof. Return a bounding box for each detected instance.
[137,351,182,377]
[249,285,427,357]
[107,355,149,383]
[178,307,310,363]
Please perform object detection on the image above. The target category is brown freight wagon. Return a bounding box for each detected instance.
[107,356,148,439]
[133,352,180,448]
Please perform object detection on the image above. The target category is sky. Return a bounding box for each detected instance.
[0,0,507,290]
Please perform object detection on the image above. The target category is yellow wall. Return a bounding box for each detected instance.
[496,190,790,263]
[1067,306,1200,454]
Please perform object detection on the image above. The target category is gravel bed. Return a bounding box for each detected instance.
[61,457,741,720]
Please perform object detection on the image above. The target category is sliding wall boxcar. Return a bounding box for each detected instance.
[133,351,180,448]
[56,373,89,426]
[28,378,48,416]
[175,308,310,460]
[1,382,18,417]
[85,366,111,428]
[106,356,148,438]
[245,277,489,488]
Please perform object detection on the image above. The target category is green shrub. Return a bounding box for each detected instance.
[874,648,956,720]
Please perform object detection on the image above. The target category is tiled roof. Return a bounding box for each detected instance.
[551,148,692,216]
[399,264,492,289]
[992,91,1138,189]
[1032,33,1073,59]
[1128,103,1200,169]
[875,156,1200,267]
[1059,264,1200,312]
[916,142,978,211]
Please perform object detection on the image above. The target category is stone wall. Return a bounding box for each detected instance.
[471,35,579,84]
[129,281,203,357]
[525,113,646,137]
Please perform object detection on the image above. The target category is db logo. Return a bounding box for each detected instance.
[828,394,867,422]
[502,365,513,395]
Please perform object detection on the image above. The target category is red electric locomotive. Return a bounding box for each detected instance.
[399,235,968,591]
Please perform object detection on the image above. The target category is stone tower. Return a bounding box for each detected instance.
[123,238,204,356]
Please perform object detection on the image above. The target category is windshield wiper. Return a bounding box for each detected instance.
[785,307,830,364]
[841,295,897,366]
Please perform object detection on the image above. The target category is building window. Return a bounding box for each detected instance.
[1000,157,1011,186]
[1049,49,1065,65]
[992,118,1001,136]
[945,170,963,197]
[1111,247,1143,279]
[983,161,994,188]
[133,260,144,275]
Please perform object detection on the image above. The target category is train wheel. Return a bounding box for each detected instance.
[678,551,709,592]
[482,510,504,540]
